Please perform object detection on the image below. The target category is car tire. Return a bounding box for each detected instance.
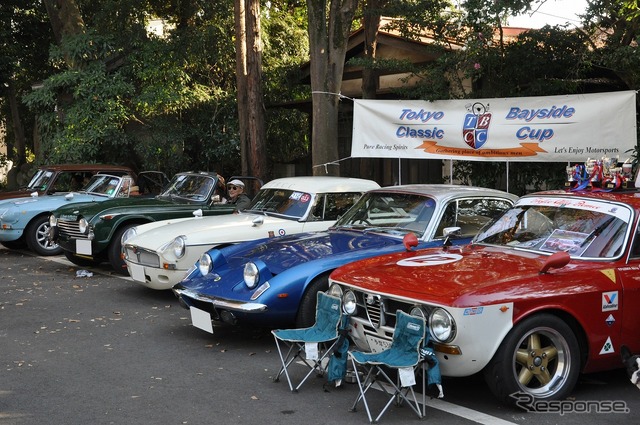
[25,215,62,256]
[63,250,101,267]
[483,313,581,405]
[295,275,330,328]
[108,224,136,275]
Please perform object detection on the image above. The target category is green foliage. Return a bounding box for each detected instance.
[7,0,640,190]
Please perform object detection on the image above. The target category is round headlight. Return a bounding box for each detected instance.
[429,308,455,343]
[121,227,137,245]
[78,218,88,234]
[328,284,343,298]
[198,253,212,276]
[343,290,357,315]
[171,236,186,259]
[244,262,259,289]
[49,215,57,227]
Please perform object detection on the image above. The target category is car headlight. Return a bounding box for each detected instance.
[328,284,343,298]
[429,308,456,343]
[49,214,57,227]
[199,253,212,276]
[121,227,137,245]
[78,218,88,234]
[170,235,186,259]
[343,290,357,315]
[244,262,259,289]
[410,306,427,321]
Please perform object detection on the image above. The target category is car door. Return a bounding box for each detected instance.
[617,219,640,354]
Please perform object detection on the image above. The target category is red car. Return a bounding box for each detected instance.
[329,187,640,405]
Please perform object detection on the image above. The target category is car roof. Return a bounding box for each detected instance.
[37,164,133,172]
[261,176,380,192]
[367,184,519,202]
[524,188,640,209]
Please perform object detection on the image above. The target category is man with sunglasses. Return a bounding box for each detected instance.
[227,179,251,212]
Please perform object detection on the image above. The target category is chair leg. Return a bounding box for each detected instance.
[349,358,425,422]
[274,337,339,392]
[349,356,375,423]
[273,335,302,392]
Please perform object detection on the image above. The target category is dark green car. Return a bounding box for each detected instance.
[50,171,239,274]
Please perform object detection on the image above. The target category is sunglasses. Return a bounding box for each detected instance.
[227,185,240,190]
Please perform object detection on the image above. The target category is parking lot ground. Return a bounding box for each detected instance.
[1,247,639,425]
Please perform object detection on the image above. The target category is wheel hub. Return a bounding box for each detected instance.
[528,349,548,372]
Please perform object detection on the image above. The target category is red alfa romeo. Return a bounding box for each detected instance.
[329,187,640,405]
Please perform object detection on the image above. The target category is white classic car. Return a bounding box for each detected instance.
[122,176,380,289]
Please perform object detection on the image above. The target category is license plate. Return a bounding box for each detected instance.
[129,263,145,283]
[365,334,392,353]
[190,307,213,334]
[76,239,92,255]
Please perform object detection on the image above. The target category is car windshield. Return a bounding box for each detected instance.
[474,196,632,259]
[335,192,436,238]
[246,188,313,219]
[25,169,54,190]
[159,174,216,201]
[82,174,123,197]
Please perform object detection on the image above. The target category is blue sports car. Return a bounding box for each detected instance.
[172,185,518,333]
[0,173,136,255]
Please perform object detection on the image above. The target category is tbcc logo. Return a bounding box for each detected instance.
[463,102,492,149]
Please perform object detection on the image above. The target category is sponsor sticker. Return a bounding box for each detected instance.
[605,314,615,327]
[602,291,618,311]
[599,336,615,355]
[464,307,484,316]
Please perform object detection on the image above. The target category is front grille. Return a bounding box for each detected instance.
[351,290,422,330]
[58,219,84,239]
[363,293,384,327]
[124,246,160,268]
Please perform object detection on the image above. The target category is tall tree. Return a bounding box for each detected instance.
[307,0,359,176]
[235,0,267,181]
[1,0,53,188]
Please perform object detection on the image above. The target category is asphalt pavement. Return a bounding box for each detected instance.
[1,246,639,425]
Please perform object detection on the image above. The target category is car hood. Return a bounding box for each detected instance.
[0,192,109,211]
[129,213,308,250]
[53,197,182,219]
[330,244,577,307]
[222,229,417,275]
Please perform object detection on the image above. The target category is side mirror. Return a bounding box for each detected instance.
[403,232,418,251]
[442,226,461,237]
[539,251,571,274]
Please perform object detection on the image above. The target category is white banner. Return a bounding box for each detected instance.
[351,91,637,162]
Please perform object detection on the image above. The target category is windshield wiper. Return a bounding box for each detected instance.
[580,216,615,247]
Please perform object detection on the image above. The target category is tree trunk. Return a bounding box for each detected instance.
[307,0,359,176]
[245,0,267,182]
[360,2,383,180]
[42,0,84,45]
[235,0,267,183]
[5,79,27,189]
[234,0,249,176]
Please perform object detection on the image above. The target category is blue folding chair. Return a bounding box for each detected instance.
[349,310,431,423]
[272,291,343,392]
